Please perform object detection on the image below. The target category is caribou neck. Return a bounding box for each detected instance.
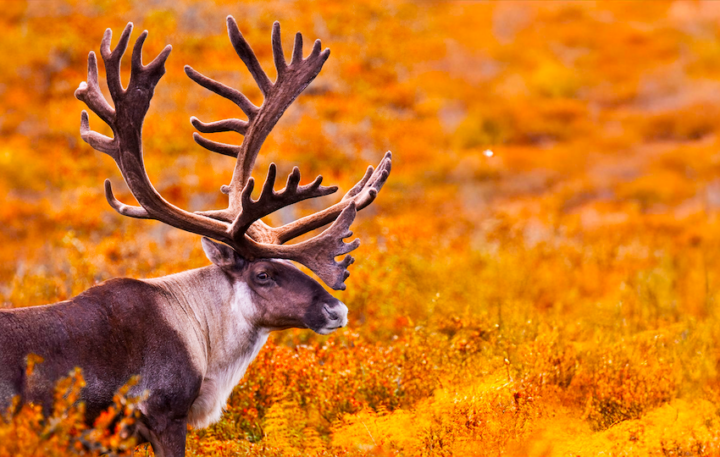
[145,266,267,377]
[145,266,270,428]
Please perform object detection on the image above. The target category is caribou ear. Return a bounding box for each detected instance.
[201,238,245,270]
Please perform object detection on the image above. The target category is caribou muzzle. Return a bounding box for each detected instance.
[317,300,349,334]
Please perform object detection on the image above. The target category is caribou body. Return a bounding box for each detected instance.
[0,17,390,457]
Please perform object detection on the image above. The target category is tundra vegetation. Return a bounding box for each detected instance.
[1,1,720,456]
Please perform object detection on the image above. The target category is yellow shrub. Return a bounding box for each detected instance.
[0,362,143,457]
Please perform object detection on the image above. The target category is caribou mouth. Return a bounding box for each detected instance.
[315,326,344,335]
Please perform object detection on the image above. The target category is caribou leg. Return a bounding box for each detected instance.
[147,418,188,457]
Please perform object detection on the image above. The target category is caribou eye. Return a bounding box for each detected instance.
[256,272,269,281]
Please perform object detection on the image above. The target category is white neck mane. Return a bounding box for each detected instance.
[147,267,271,429]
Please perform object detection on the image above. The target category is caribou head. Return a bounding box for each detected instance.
[199,237,349,334]
[0,17,390,457]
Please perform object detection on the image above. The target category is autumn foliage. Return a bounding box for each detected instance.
[3,0,720,455]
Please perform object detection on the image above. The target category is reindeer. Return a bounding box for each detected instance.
[0,17,391,456]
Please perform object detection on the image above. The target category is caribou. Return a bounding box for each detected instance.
[0,17,391,457]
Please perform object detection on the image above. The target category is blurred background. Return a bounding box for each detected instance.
[2,1,720,455]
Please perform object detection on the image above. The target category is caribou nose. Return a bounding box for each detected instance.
[323,301,349,327]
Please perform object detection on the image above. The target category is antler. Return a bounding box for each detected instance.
[75,18,392,290]
[186,18,331,199]
[75,24,230,238]
[187,17,392,243]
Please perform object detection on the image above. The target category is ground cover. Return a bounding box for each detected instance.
[1,1,720,455]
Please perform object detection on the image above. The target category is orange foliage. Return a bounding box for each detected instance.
[0,358,142,457]
[3,0,720,455]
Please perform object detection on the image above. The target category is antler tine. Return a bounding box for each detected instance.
[76,49,118,157]
[343,166,376,202]
[100,24,133,100]
[344,151,393,207]
[191,116,248,135]
[104,179,151,219]
[228,164,338,238]
[272,22,287,78]
[271,152,392,244]
[130,30,173,84]
[130,31,149,73]
[291,32,303,65]
[191,131,240,158]
[78,52,115,126]
[78,110,116,156]
[184,66,259,119]
[227,16,273,96]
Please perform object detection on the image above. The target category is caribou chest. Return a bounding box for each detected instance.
[187,282,270,429]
